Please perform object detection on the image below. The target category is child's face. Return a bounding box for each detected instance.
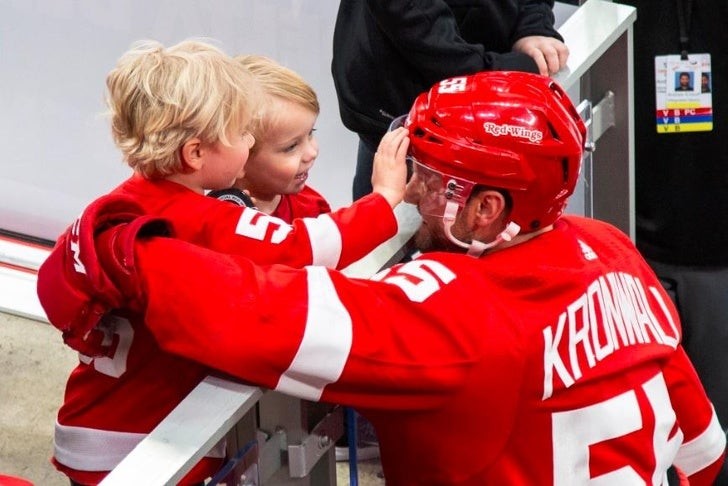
[242,100,319,198]
[200,131,256,190]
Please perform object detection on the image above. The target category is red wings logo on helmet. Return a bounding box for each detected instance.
[483,122,544,143]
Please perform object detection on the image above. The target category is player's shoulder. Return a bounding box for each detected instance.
[558,215,633,245]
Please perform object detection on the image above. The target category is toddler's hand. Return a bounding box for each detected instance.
[371,127,410,208]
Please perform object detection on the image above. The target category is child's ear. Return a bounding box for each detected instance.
[180,138,204,171]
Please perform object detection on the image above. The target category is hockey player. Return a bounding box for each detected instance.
[40,71,726,485]
[39,39,408,485]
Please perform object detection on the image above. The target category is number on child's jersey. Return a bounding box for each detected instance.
[79,314,134,378]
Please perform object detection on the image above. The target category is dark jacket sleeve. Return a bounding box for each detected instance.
[367,0,538,84]
[512,0,562,43]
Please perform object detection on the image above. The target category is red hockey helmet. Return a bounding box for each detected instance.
[403,71,586,233]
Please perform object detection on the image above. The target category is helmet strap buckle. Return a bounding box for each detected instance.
[442,200,521,257]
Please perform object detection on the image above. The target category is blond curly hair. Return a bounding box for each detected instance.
[106,39,260,179]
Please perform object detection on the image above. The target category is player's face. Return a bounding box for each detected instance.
[680,74,690,87]
[199,130,255,190]
[405,167,468,253]
[242,100,319,200]
[411,213,462,252]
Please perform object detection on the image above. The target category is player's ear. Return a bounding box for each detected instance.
[180,138,204,171]
[472,190,508,229]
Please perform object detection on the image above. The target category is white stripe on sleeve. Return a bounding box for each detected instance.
[275,266,353,401]
[673,406,727,475]
[302,215,342,268]
[54,421,226,471]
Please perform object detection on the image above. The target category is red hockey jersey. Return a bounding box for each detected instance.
[131,215,726,485]
[270,185,332,222]
[52,175,394,484]
[111,174,391,268]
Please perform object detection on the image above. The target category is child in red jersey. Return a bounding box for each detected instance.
[44,39,408,485]
[210,55,382,464]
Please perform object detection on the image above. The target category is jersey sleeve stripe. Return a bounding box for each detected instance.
[54,421,226,471]
[54,421,147,470]
[274,266,352,400]
[674,406,727,475]
[302,215,342,268]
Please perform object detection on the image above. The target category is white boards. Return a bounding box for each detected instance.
[0,0,357,241]
[0,1,579,243]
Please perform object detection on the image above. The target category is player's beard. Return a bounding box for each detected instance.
[413,219,462,253]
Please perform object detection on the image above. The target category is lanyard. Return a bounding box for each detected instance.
[676,0,693,59]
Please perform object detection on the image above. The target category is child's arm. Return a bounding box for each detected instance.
[199,126,410,269]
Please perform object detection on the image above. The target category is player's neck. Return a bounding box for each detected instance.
[485,224,553,254]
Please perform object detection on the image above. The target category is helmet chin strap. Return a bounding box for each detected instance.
[442,201,521,257]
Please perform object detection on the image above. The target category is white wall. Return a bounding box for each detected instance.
[0,1,578,243]
[0,0,357,241]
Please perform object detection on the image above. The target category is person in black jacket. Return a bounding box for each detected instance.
[621,0,728,483]
[332,0,568,200]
